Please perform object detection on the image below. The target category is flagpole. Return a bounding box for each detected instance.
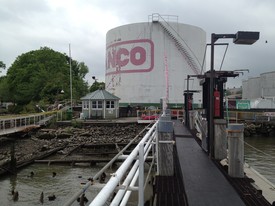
[69,44,73,113]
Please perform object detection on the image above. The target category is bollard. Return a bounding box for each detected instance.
[214,119,227,160]
[157,115,174,176]
[227,124,244,178]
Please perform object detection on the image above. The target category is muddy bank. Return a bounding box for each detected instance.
[0,124,146,173]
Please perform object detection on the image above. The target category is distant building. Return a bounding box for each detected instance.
[242,71,275,109]
[80,89,120,119]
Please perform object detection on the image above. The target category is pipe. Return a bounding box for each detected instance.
[138,143,144,206]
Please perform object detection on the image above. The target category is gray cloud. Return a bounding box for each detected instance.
[0,0,274,87]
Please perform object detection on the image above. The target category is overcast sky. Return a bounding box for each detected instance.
[1,0,275,88]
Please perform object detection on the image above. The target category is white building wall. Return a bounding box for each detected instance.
[246,77,261,99]
[243,72,275,100]
[260,72,275,98]
[105,22,206,106]
[242,80,248,99]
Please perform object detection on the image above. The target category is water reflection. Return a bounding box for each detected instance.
[0,163,114,205]
[244,135,275,185]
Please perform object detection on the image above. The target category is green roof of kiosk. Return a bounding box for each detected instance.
[81,89,120,100]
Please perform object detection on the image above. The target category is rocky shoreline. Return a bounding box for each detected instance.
[0,123,146,174]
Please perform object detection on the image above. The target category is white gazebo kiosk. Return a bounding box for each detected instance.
[81,89,120,119]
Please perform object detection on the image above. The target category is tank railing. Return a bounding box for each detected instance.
[152,14,202,74]
[89,122,157,206]
[63,122,156,206]
[148,13,178,23]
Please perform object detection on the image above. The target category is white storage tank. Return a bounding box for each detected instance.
[246,77,261,99]
[242,80,248,99]
[105,15,206,107]
[260,71,275,98]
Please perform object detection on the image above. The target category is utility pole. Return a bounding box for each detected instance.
[69,44,73,112]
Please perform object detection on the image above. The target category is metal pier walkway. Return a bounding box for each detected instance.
[0,113,55,136]
[173,120,246,206]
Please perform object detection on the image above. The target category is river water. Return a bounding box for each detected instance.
[244,135,275,185]
[0,136,274,205]
[0,163,115,206]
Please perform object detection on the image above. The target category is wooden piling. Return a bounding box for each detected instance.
[227,124,244,178]
[9,141,17,174]
[157,114,174,176]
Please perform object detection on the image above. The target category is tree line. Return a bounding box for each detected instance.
[0,47,104,113]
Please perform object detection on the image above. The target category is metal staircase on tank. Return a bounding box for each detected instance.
[150,14,201,75]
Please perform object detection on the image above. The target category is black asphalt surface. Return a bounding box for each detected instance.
[173,120,246,206]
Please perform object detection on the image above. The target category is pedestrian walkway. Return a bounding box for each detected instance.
[0,125,39,136]
[173,120,246,206]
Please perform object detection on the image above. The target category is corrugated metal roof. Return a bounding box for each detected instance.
[81,89,120,100]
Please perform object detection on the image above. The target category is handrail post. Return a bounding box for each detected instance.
[138,143,144,206]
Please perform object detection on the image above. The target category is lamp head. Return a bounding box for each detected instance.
[233,31,260,45]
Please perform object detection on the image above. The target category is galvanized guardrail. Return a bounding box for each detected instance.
[63,121,158,206]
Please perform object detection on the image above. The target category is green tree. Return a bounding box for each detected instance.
[6,47,89,112]
[0,76,10,106]
[0,61,5,73]
[89,81,105,92]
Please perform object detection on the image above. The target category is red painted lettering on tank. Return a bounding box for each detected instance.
[106,39,154,75]
[107,49,116,69]
[116,48,129,67]
[130,46,146,66]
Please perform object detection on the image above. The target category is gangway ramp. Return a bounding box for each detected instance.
[173,120,246,206]
[0,113,55,136]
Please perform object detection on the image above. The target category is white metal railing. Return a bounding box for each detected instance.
[63,121,157,206]
[0,112,56,135]
[89,122,157,206]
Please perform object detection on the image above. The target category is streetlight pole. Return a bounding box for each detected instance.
[209,33,215,157]
[186,75,190,129]
[69,44,73,112]
[208,31,259,158]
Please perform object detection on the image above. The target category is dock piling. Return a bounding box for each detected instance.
[157,113,174,176]
[214,119,227,160]
[227,124,244,178]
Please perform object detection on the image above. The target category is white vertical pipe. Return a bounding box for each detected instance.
[69,44,73,111]
[138,143,144,206]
